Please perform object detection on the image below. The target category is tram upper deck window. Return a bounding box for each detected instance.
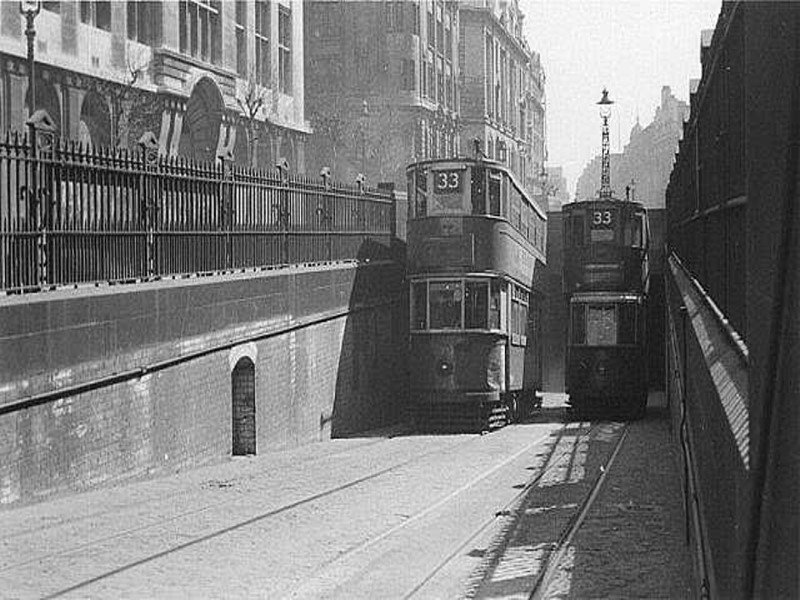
[429,168,466,215]
[471,166,486,214]
[414,169,428,218]
[566,213,585,247]
[590,207,616,243]
[429,281,462,329]
[488,170,502,216]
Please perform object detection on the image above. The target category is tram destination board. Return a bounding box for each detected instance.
[433,169,465,193]
[590,207,616,242]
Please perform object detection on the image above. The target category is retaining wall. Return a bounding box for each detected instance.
[0,261,406,507]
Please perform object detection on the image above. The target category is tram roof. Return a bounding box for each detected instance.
[563,196,647,211]
[406,156,546,218]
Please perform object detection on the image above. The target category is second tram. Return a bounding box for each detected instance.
[406,156,547,431]
[562,197,651,418]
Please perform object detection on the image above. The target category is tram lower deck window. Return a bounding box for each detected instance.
[410,279,502,331]
[465,281,488,329]
[429,281,462,329]
[570,302,639,345]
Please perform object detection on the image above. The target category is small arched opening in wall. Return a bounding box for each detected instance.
[231,356,256,456]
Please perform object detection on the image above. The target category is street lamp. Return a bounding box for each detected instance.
[597,88,614,199]
[20,0,41,116]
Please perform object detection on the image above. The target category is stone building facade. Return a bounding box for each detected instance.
[575,86,689,208]
[458,0,546,201]
[304,0,460,188]
[0,1,309,171]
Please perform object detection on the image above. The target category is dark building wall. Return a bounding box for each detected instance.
[0,262,406,507]
[542,211,565,392]
[742,4,799,597]
[664,3,799,597]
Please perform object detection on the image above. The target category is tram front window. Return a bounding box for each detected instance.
[586,305,617,345]
[618,303,637,344]
[429,281,462,329]
[465,281,488,329]
[411,281,427,330]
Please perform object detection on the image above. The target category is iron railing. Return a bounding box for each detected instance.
[0,130,395,293]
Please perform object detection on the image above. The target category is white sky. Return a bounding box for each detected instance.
[520,0,722,197]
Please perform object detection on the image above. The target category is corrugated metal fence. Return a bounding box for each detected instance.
[0,126,395,293]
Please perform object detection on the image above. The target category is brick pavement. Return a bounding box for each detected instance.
[541,392,695,599]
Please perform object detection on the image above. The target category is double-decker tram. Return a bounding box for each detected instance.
[406,156,547,431]
[562,197,650,418]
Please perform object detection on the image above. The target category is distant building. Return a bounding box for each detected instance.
[0,1,309,170]
[458,0,546,202]
[304,0,459,187]
[545,166,569,211]
[575,86,689,208]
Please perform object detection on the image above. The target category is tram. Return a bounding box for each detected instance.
[562,196,650,418]
[406,156,547,431]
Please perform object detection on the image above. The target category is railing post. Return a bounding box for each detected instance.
[138,132,159,280]
[26,109,56,288]
[218,148,235,270]
[319,167,332,262]
[276,158,290,265]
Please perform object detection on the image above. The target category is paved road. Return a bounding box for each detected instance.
[0,393,691,599]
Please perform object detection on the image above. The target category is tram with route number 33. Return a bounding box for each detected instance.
[405,152,547,431]
[562,195,650,418]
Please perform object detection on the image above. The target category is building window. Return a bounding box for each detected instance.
[401,60,415,91]
[127,1,160,45]
[255,0,270,85]
[427,5,434,48]
[310,2,339,39]
[179,0,221,64]
[235,0,247,75]
[426,63,434,100]
[386,1,403,32]
[80,1,111,31]
[278,6,292,94]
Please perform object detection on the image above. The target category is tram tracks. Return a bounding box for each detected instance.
[11,434,477,598]
[460,421,631,600]
[286,418,629,600]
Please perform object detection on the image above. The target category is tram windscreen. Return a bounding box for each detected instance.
[411,282,427,330]
[429,281,462,329]
[590,207,616,242]
[465,281,488,329]
[586,305,617,345]
[571,301,639,345]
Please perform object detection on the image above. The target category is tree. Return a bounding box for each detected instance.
[103,51,152,150]
[235,75,280,169]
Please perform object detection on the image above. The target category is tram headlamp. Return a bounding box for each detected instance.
[437,360,453,376]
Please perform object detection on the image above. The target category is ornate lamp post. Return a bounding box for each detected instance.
[597,88,614,199]
[20,0,41,116]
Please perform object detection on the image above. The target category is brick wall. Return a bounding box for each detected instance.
[0,261,406,507]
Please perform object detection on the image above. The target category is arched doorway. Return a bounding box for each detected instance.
[79,91,111,149]
[231,357,256,455]
[179,77,223,163]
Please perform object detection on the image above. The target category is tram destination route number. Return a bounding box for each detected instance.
[434,169,464,194]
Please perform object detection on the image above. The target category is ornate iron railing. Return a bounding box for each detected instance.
[0,128,395,293]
